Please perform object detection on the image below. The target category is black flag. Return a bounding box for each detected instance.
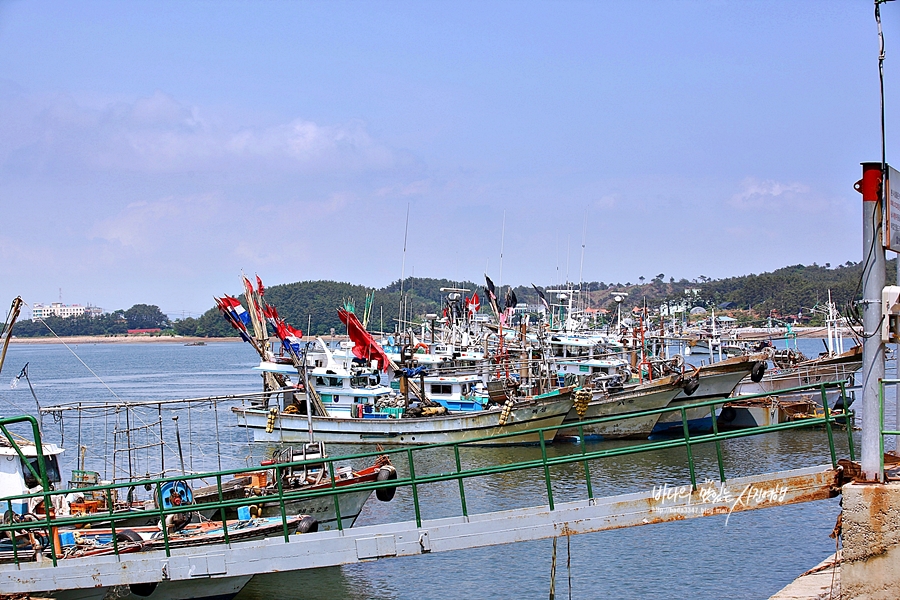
[505,288,518,311]
[484,274,501,316]
[532,284,550,313]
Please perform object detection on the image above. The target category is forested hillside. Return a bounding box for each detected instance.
[8,260,896,337]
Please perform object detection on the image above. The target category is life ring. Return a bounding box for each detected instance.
[375,465,398,502]
[414,343,429,354]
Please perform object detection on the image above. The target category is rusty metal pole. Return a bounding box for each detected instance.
[857,162,886,480]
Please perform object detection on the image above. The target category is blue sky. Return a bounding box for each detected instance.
[0,1,896,317]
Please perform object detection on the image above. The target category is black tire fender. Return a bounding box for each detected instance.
[750,361,766,383]
[683,377,700,397]
[297,515,319,534]
[116,529,144,543]
[375,465,398,502]
[129,582,159,597]
[720,407,737,422]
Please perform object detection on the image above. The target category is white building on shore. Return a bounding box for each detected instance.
[31,302,103,320]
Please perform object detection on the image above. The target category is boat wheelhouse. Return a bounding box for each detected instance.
[0,440,63,516]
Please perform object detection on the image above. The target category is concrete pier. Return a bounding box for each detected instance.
[840,482,900,599]
[769,552,840,600]
[773,481,900,600]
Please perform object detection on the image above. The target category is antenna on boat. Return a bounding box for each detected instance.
[499,210,506,295]
[399,203,410,333]
[10,363,42,433]
[578,210,587,290]
[579,210,588,317]
[172,415,187,476]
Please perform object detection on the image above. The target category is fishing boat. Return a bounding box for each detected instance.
[61,514,310,555]
[732,344,861,398]
[220,278,576,445]
[720,345,861,429]
[233,385,575,445]
[192,441,397,530]
[558,374,686,439]
[651,353,767,434]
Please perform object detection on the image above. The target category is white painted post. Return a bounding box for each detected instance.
[858,162,886,481]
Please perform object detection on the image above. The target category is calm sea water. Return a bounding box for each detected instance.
[0,338,867,599]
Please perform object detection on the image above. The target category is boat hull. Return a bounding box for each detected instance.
[672,360,755,402]
[47,575,253,600]
[233,392,574,445]
[559,383,682,440]
[654,358,758,433]
[734,360,861,400]
[197,487,373,531]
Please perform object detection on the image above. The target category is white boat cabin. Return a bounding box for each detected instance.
[256,338,396,417]
[419,373,487,411]
[0,441,64,515]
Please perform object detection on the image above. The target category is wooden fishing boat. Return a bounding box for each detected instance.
[558,375,685,439]
[233,385,575,445]
[192,442,397,530]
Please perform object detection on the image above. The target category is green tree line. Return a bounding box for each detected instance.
[6,260,895,337]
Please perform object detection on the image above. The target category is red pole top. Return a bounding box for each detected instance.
[855,162,883,202]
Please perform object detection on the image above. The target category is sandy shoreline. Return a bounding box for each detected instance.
[8,335,244,345]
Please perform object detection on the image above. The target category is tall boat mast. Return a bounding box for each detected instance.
[0,297,23,376]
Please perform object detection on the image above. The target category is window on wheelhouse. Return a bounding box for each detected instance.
[351,376,379,388]
[21,455,62,488]
[430,384,452,395]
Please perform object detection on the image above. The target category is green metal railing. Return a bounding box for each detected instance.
[1,380,852,568]
[878,378,900,480]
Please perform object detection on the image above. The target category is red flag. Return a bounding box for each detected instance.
[467,292,481,314]
[256,275,265,296]
[263,304,279,320]
[338,308,389,372]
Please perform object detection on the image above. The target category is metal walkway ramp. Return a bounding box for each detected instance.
[0,381,853,595]
[0,465,842,594]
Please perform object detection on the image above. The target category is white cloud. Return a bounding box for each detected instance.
[89,194,223,249]
[729,178,811,210]
[375,179,431,198]
[0,88,398,175]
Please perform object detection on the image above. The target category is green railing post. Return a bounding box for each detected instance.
[820,384,837,469]
[681,407,697,491]
[106,487,119,558]
[216,474,230,546]
[840,381,856,462]
[275,464,289,542]
[327,461,344,532]
[880,380,886,480]
[709,403,726,483]
[6,498,18,566]
[407,449,422,528]
[578,424,594,500]
[539,429,554,510]
[156,483,171,557]
[454,445,468,518]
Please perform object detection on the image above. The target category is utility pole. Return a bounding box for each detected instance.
[856,162,886,481]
